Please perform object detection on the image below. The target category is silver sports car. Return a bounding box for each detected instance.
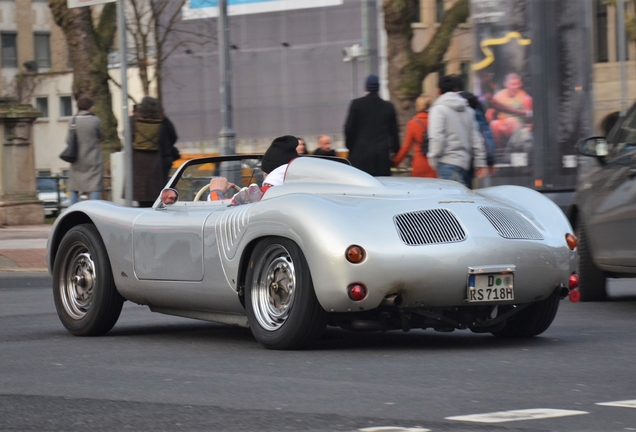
[47,155,580,349]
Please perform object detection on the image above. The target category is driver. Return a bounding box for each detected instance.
[208,135,299,204]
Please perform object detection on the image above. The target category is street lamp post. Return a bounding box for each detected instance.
[217,0,239,185]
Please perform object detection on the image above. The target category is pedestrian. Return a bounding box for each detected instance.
[296,137,308,155]
[428,75,487,188]
[392,95,437,178]
[131,96,179,207]
[460,90,496,175]
[67,97,103,205]
[313,135,336,157]
[208,135,299,204]
[344,74,400,176]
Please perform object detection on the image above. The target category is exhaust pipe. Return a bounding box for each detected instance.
[381,294,403,307]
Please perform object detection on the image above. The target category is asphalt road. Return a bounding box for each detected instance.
[1,273,635,432]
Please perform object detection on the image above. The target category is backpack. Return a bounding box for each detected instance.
[412,118,429,155]
[133,118,162,151]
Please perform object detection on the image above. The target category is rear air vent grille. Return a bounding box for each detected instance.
[394,209,466,246]
[479,206,543,240]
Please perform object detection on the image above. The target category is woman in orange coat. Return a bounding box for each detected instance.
[393,95,437,178]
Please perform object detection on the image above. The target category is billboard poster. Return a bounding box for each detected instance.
[471,0,533,171]
[182,0,343,20]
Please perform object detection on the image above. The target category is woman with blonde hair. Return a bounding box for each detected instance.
[392,95,437,178]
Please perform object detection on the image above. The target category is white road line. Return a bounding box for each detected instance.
[445,408,588,423]
[358,427,431,432]
[597,399,636,408]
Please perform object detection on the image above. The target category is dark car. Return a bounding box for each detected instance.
[568,105,636,301]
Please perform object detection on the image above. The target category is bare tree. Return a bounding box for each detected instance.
[47,0,121,159]
[126,0,213,101]
[383,0,469,126]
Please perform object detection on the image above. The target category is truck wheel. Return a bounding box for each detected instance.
[52,224,124,336]
[492,289,560,338]
[576,215,607,301]
[245,237,327,350]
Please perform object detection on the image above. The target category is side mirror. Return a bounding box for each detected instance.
[160,188,179,205]
[576,137,609,159]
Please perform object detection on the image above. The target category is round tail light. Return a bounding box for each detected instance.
[346,245,365,263]
[566,233,578,250]
[569,272,579,290]
[347,283,367,301]
[569,289,581,303]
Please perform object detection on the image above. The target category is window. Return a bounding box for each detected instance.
[410,1,421,23]
[34,33,51,69]
[436,0,445,23]
[1,32,17,68]
[35,97,49,118]
[60,96,73,117]
[594,0,608,62]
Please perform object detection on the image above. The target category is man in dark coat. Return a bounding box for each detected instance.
[344,74,400,176]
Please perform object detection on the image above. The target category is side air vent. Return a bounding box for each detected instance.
[394,209,466,246]
[479,206,543,240]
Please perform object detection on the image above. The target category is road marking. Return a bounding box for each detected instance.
[358,428,430,432]
[597,399,636,408]
[446,408,588,423]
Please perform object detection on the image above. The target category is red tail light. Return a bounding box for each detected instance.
[569,289,581,303]
[569,273,579,290]
[347,283,367,301]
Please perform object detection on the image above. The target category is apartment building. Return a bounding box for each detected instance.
[0,0,146,180]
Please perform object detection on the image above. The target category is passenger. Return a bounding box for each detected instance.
[208,135,299,204]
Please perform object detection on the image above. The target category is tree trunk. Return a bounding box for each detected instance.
[383,0,470,128]
[48,0,121,165]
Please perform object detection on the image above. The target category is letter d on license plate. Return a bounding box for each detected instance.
[467,273,514,302]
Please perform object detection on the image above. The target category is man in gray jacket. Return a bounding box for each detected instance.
[427,75,487,188]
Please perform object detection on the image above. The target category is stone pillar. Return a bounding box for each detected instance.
[0,100,43,226]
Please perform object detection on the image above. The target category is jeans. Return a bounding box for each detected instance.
[436,162,470,188]
[70,191,102,205]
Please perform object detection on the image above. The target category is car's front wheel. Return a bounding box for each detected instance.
[52,224,124,336]
[576,215,607,301]
[245,237,327,349]
[492,289,560,338]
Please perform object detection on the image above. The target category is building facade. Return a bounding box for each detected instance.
[0,0,147,181]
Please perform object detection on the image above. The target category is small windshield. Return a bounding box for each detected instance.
[37,178,58,193]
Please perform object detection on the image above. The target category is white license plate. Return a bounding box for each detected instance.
[467,273,514,302]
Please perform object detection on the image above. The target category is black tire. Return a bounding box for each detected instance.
[492,289,560,338]
[52,224,124,336]
[245,237,327,350]
[576,214,607,301]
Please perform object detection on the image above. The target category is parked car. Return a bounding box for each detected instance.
[568,105,636,301]
[47,155,579,350]
[37,178,70,217]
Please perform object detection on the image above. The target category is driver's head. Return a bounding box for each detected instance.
[261,135,299,175]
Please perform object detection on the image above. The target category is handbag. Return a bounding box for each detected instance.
[59,117,78,163]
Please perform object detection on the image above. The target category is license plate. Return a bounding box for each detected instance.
[467,273,514,302]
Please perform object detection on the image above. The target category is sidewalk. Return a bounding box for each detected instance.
[0,225,50,272]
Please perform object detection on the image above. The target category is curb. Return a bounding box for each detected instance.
[0,268,49,273]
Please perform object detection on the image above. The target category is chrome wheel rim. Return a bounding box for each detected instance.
[59,241,96,320]
[251,244,296,331]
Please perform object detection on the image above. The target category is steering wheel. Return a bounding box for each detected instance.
[193,183,241,202]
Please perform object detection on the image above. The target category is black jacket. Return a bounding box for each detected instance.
[344,92,400,176]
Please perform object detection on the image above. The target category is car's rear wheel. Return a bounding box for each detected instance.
[52,224,124,336]
[245,237,327,349]
[492,289,560,338]
[576,215,607,301]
